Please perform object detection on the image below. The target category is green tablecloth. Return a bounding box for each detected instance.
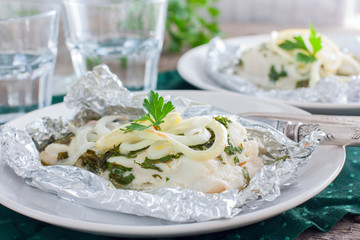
[1,71,359,240]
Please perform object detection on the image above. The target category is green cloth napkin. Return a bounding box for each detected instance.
[1,71,359,240]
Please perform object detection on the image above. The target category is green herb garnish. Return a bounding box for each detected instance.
[214,116,232,128]
[278,23,322,63]
[105,145,149,159]
[278,36,307,51]
[78,145,149,174]
[224,136,243,155]
[152,174,163,179]
[54,133,75,145]
[108,162,135,185]
[309,23,322,56]
[57,152,69,161]
[166,0,221,53]
[239,167,251,190]
[268,65,288,82]
[139,153,183,172]
[234,156,240,165]
[275,155,290,162]
[121,91,175,133]
[242,167,250,183]
[79,149,104,174]
[295,79,310,88]
[217,155,224,163]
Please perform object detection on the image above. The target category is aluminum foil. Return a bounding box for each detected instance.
[204,37,360,103]
[0,64,324,222]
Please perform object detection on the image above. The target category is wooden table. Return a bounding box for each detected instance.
[54,22,360,239]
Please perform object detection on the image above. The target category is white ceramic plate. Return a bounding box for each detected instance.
[1,90,345,237]
[177,34,360,115]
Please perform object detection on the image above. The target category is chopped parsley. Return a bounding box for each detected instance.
[57,151,69,161]
[214,116,232,128]
[217,155,225,164]
[238,167,251,191]
[224,136,243,155]
[295,79,309,88]
[78,145,149,174]
[152,174,162,179]
[107,162,135,185]
[268,65,288,82]
[79,149,105,174]
[139,153,183,172]
[54,132,75,145]
[242,167,250,184]
[106,144,149,159]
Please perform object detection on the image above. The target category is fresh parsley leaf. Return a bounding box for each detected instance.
[278,23,322,64]
[296,52,316,63]
[309,23,322,55]
[143,91,175,128]
[136,113,152,122]
[278,40,298,50]
[121,122,151,134]
[121,90,175,133]
[268,65,288,82]
[278,36,306,51]
[293,36,307,50]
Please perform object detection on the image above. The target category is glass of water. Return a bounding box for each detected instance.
[0,1,60,123]
[62,0,168,91]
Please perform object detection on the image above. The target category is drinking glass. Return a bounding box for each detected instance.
[62,0,168,91]
[0,1,60,123]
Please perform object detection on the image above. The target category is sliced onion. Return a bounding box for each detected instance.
[139,119,227,161]
[40,143,69,165]
[120,139,156,154]
[96,125,141,152]
[94,115,122,137]
[166,128,211,146]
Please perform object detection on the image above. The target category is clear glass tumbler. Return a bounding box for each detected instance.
[61,0,168,91]
[0,1,60,123]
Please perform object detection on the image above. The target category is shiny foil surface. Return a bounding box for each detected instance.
[204,37,360,103]
[0,65,324,222]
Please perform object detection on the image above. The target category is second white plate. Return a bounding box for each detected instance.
[177,34,360,115]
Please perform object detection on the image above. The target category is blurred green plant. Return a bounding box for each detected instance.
[14,9,39,17]
[166,0,221,53]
